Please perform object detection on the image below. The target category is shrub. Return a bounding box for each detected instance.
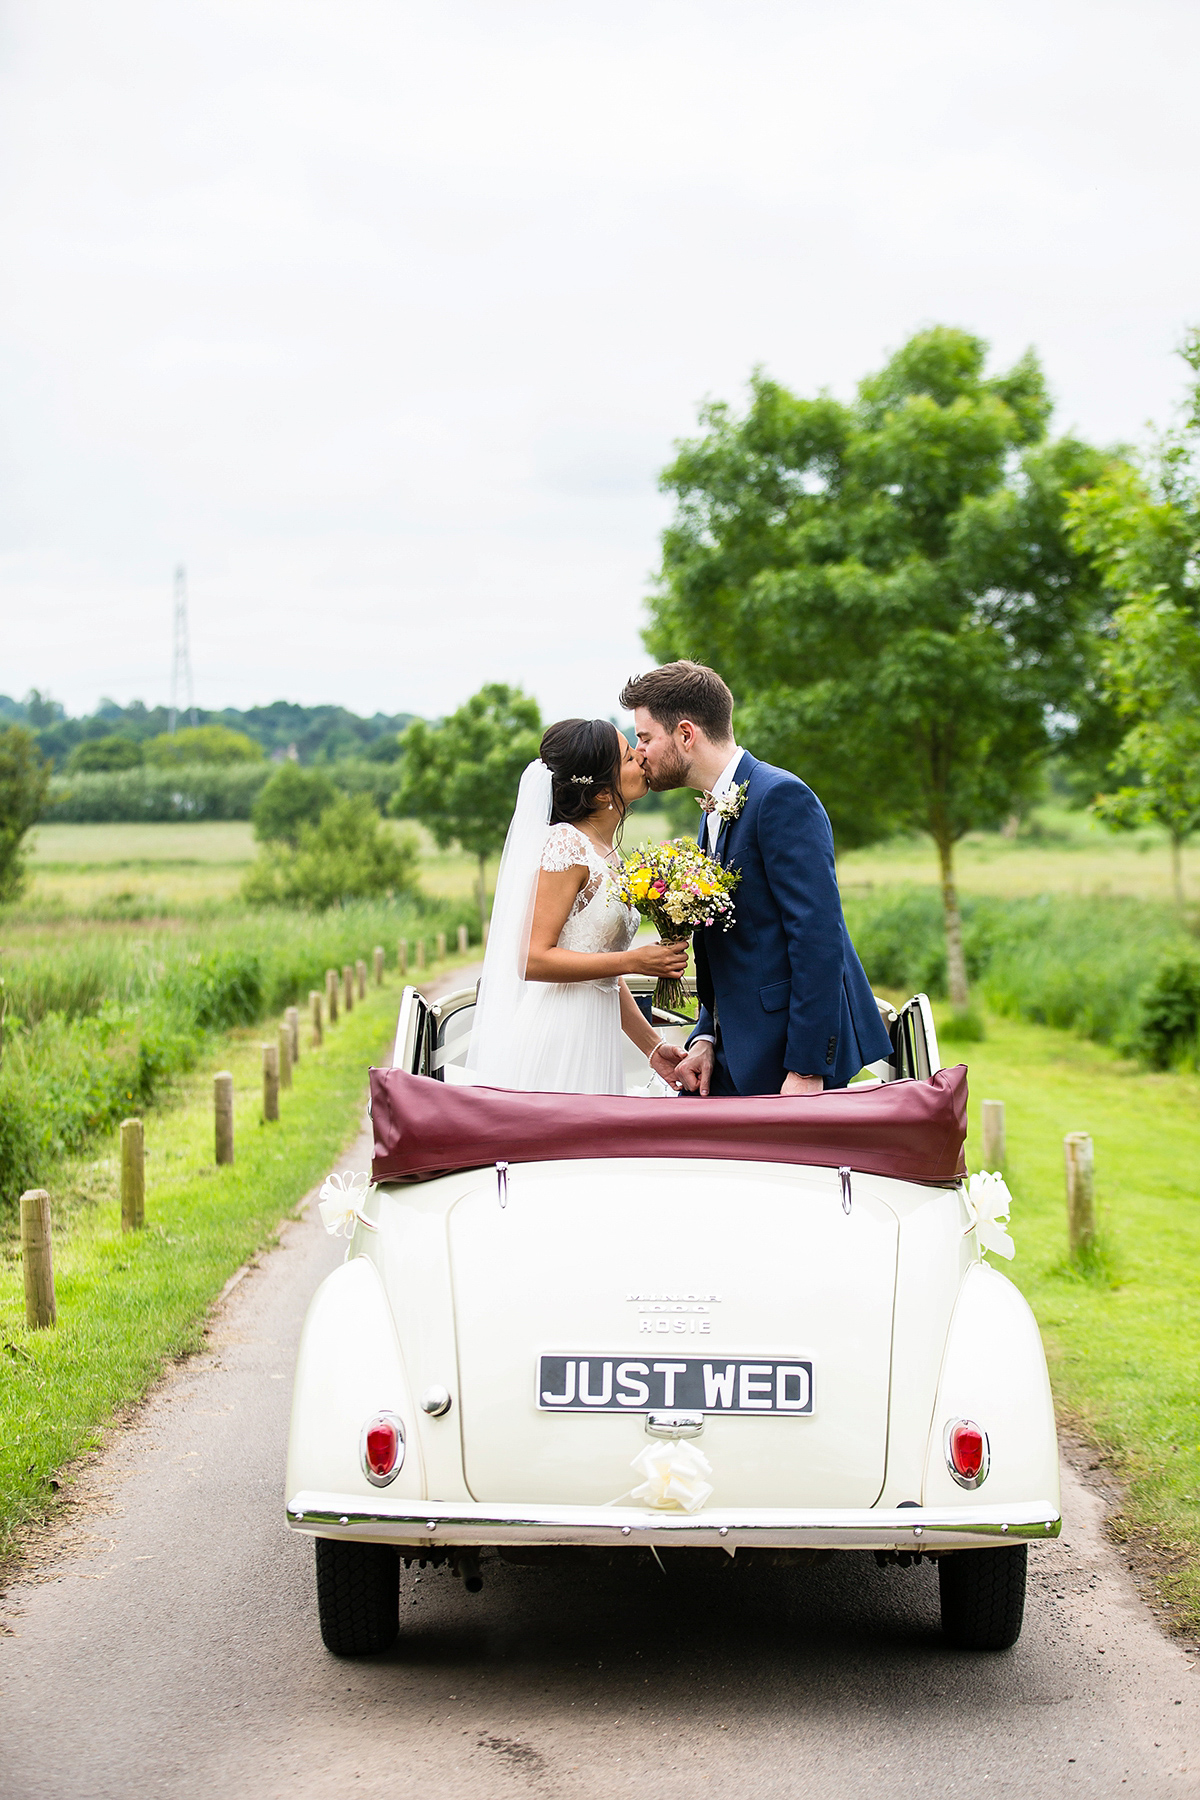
[1129,955,1200,1070]
[144,725,264,766]
[252,763,339,845]
[0,725,51,902]
[67,735,144,772]
[242,796,419,909]
[43,763,272,822]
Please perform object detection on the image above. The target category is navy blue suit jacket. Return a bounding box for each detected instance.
[687,753,892,1094]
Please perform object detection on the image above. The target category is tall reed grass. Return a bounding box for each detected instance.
[843,887,1200,1064]
[0,896,476,1219]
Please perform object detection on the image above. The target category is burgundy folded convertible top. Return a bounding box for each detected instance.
[369,1065,968,1185]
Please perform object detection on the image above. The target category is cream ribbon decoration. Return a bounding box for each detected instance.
[962,1170,1015,1261]
[629,1440,714,1514]
[317,1170,378,1238]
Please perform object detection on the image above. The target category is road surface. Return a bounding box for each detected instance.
[2,1060,1199,1795]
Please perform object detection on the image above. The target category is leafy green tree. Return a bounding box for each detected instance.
[145,724,264,766]
[0,726,51,902]
[1068,331,1200,903]
[646,327,1111,1013]
[67,735,144,772]
[242,794,418,909]
[251,763,339,847]
[396,684,542,924]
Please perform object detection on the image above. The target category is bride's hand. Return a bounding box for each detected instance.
[631,939,690,978]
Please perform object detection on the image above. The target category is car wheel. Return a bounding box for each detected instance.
[938,1544,1027,1650]
[315,1537,399,1656]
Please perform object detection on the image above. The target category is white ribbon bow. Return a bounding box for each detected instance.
[317,1169,378,1238]
[962,1169,1015,1261]
[629,1440,714,1514]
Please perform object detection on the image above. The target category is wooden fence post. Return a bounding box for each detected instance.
[456,925,469,955]
[325,967,339,1024]
[374,945,384,986]
[415,939,426,973]
[263,1043,280,1121]
[121,1118,145,1232]
[20,1190,56,1330]
[981,1099,1006,1168]
[1065,1132,1095,1259]
[342,964,354,1013]
[286,1004,300,1064]
[278,1020,293,1089]
[435,932,447,962]
[483,919,490,946]
[310,988,323,1047]
[214,1071,234,1165]
[356,958,367,1000]
[397,939,408,977]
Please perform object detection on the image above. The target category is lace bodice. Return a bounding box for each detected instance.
[540,823,639,968]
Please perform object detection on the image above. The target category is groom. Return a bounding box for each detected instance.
[620,661,891,1097]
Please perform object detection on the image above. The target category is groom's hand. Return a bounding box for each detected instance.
[672,1040,715,1096]
[782,1071,824,1096]
[648,1042,687,1087]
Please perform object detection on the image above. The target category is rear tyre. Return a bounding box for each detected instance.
[938,1545,1027,1650]
[315,1538,399,1656]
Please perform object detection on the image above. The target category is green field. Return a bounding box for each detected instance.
[5,806,1200,1630]
[21,803,1199,915]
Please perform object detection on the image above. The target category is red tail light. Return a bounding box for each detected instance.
[361,1411,405,1486]
[945,1419,988,1489]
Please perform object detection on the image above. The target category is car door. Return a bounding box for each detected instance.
[892,993,942,1079]
[391,985,432,1074]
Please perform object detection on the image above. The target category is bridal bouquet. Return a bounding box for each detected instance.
[611,839,740,1012]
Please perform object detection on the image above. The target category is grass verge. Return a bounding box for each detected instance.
[0,968,438,1570]
[955,1010,1200,1636]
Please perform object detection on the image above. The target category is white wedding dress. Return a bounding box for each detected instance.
[466,763,642,1096]
[503,824,639,1094]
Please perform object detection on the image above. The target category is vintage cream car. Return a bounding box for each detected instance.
[285,980,1059,1657]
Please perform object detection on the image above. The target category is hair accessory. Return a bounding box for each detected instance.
[569,773,595,785]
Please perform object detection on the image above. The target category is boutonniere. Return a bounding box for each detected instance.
[698,780,749,827]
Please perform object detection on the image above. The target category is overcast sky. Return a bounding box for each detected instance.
[2,0,1198,725]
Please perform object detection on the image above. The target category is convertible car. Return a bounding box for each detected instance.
[285,980,1059,1657]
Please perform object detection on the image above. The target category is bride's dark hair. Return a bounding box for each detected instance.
[541,719,629,830]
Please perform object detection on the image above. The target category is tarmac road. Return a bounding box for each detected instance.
[3,1072,1199,1796]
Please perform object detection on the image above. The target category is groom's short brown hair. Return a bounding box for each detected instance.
[619,661,734,741]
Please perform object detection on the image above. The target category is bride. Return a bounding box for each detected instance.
[466,718,689,1094]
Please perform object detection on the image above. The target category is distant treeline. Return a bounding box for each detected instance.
[0,693,416,771]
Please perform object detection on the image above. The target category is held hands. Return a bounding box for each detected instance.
[648,1041,688,1087]
[671,1039,715,1096]
[632,939,690,979]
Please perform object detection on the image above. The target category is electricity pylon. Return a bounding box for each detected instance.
[168,564,197,733]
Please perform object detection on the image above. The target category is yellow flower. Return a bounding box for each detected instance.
[630,870,653,900]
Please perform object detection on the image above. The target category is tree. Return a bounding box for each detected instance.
[0,726,51,902]
[144,725,264,766]
[1067,331,1200,903]
[646,328,1111,1014]
[251,763,339,847]
[242,795,418,909]
[396,684,542,925]
[67,735,144,772]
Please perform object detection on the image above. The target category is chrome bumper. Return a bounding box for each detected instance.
[286,1493,1061,1551]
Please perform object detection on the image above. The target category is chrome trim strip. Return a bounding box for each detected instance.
[285,1491,1061,1550]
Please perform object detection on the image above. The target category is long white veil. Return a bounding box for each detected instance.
[465,759,553,1086]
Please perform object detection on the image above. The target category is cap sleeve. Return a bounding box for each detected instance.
[540,823,590,873]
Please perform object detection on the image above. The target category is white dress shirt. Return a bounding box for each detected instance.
[704,746,746,852]
[692,747,746,1047]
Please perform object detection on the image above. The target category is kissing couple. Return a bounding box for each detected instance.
[465,660,890,1099]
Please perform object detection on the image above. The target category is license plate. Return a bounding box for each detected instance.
[536,1354,814,1415]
